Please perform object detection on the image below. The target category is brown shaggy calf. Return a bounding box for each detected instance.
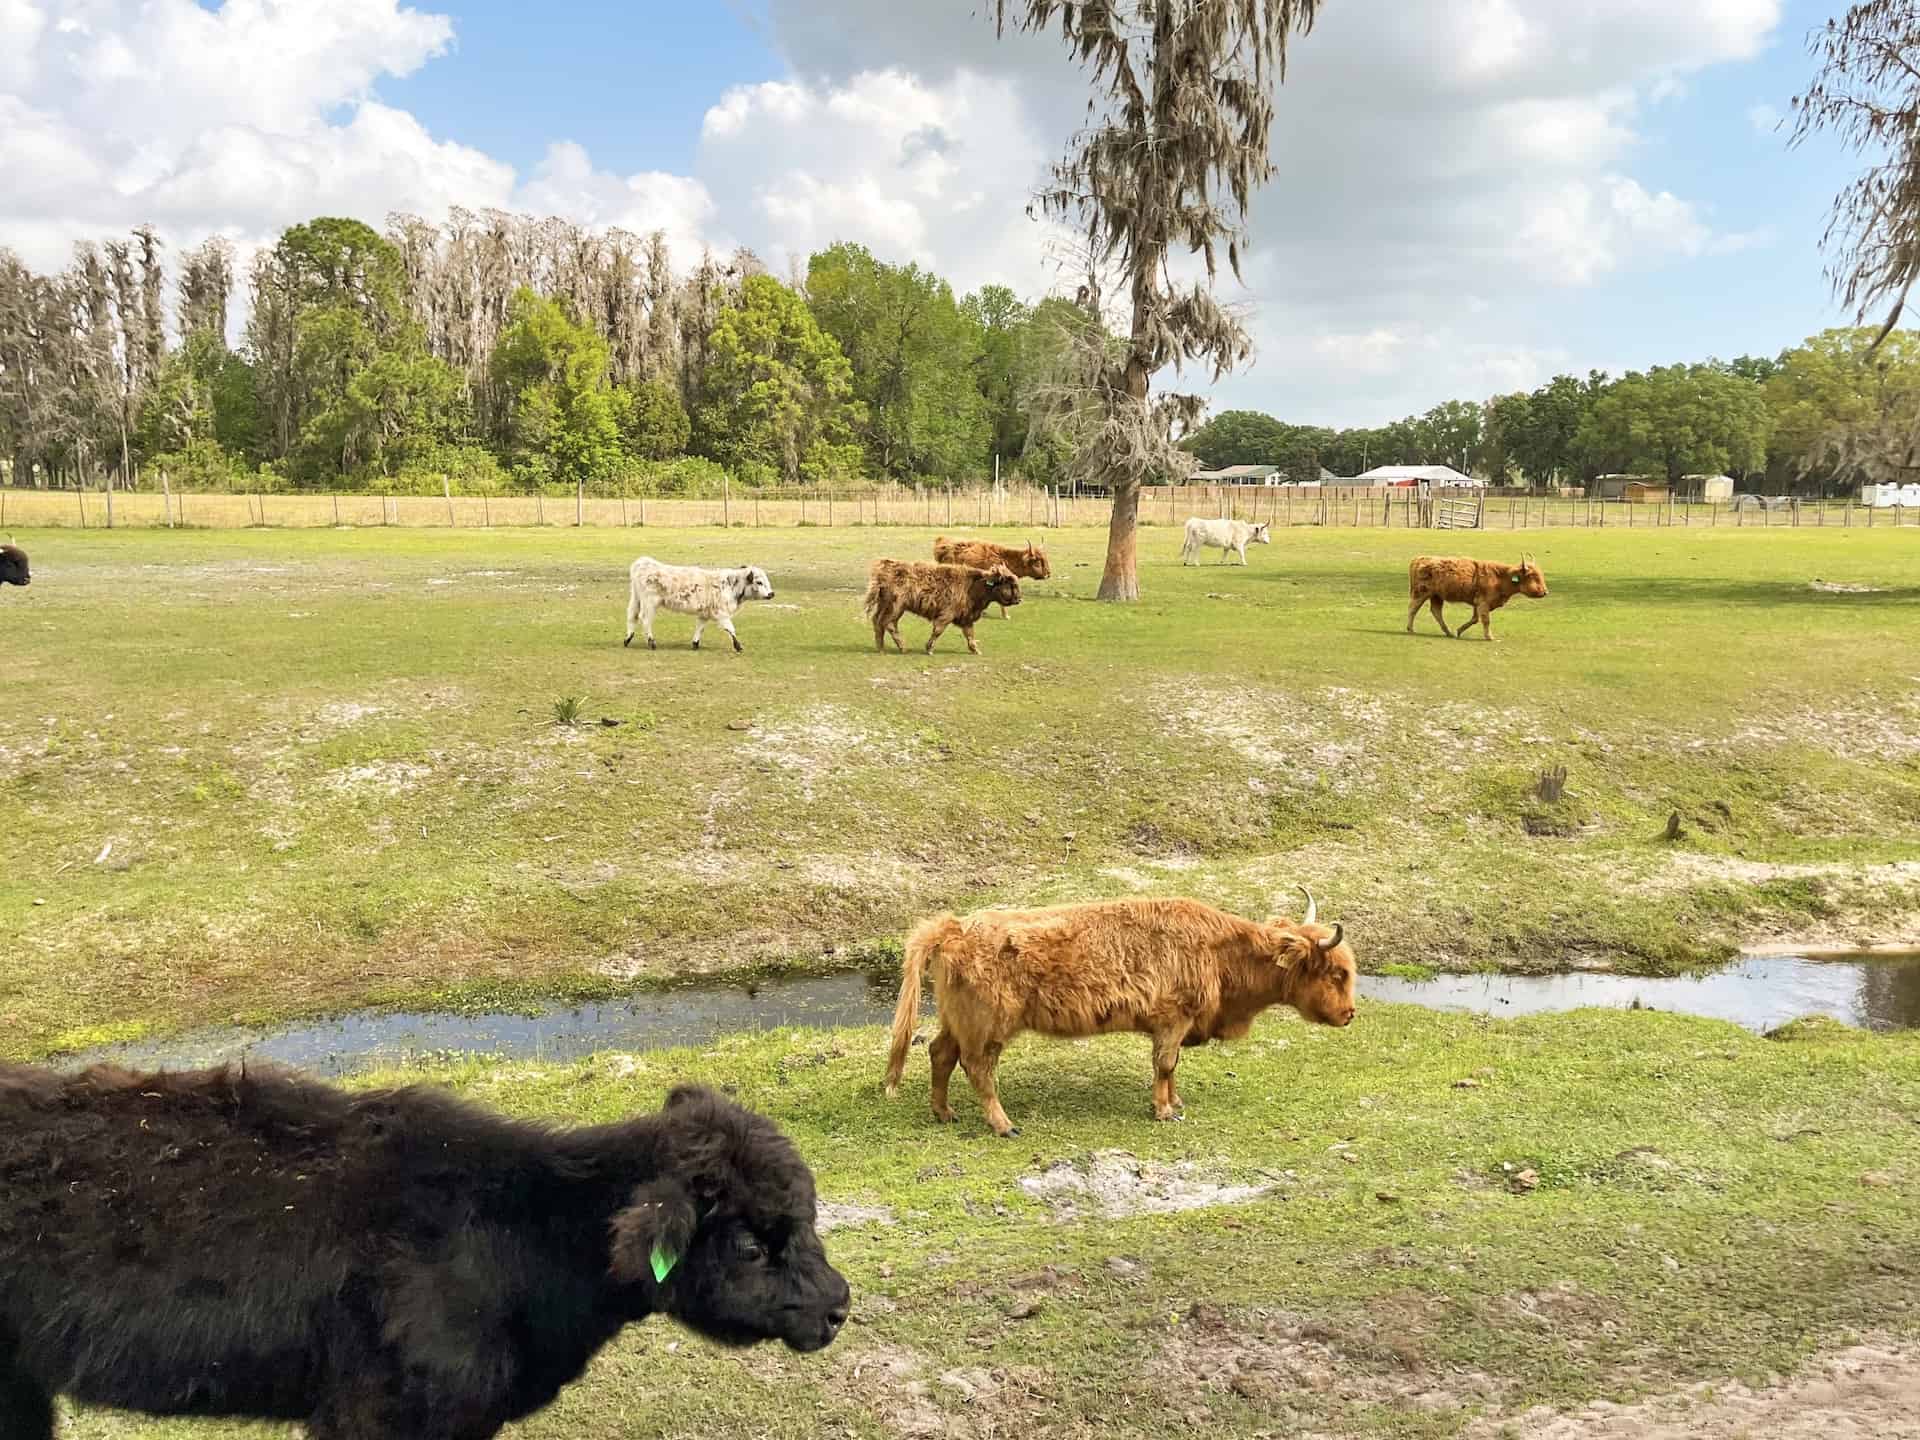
[0,1065,849,1439]
[0,544,28,587]
[864,559,1021,654]
[1406,552,1548,640]
[883,891,1358,1136]
[931,536,1049,618]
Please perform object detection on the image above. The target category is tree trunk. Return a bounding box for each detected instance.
[1096,479,1142,601]
[1095,359,1151,602]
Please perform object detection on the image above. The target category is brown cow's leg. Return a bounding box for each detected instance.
[1406,594,1423,632]
[1455,604,1479,639]
[1478,608,1494,641]
[925,618,950,654]
[1150,1027,1190,1121]
[1428,597,1453,636]
[963,1041,1018,1136]
[960,622,980,655]
[998,602,1010,620]
[928,1026,960,1124]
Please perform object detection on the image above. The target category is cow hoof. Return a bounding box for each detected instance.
[998,1127,1021,1139]
[933,1109,955,1125]
[624,633,634,648]
[691,640,700,650]
[732,639,744,653]
[646,638,656,651]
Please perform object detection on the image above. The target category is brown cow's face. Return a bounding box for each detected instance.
[1024,545,1051,580]
[985,565,1022,607]
[1286,925,1358,1027]
[1515,555,1548,598]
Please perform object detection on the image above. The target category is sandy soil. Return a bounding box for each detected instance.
[1471,1342,1920,1439]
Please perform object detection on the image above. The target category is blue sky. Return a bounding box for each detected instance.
[379,5,785,180]
[2,0,1873,428]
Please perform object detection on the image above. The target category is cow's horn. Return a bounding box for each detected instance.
[1316,923,1343,953]
[1298,885,1317,926]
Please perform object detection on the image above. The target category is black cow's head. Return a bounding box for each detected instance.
[0,545,29,587]
[610,1085,849,1353]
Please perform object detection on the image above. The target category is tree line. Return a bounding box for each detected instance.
[0,212,1102,496]
[1184,330,1920,495]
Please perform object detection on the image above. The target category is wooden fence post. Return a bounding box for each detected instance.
[723,474,731,529]
[445,474,456,528]
[162,469,174,528]
[828,487,835,527]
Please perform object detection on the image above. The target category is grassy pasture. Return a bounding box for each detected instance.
[49,1010,1920,1439]
[4,522,1920,1059]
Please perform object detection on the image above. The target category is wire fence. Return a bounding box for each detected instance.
[4,481,1916,533]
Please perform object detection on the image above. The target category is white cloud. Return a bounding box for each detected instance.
[1747,102,1783,135]
[696,66,1054,293]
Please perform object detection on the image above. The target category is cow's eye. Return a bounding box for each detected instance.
[735,1233,766,1262]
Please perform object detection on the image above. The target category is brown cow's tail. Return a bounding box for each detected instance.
[884,913,962,1095]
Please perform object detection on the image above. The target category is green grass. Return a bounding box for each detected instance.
[51,1007,1920,1438]
[4,523,1920,1058]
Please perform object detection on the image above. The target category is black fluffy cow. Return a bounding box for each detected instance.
[0,545,27,587]
[0,1065,850,1439]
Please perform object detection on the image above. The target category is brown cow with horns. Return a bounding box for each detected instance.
[931,536,1050,618]
[883,890,1358,1136]
[1406,552,1548,640]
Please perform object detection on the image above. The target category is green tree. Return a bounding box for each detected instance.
[1574,364,1769,484]
[492,288,625,488]
[806,243,986,480]
[1184,409,1291,469]
[1416,399,1483,473]
[962,284,1033,462]
[695,274,863,485]
[617,378,691,461]
[247,218,411,472]
[1481,393,1531,484]
[1507,375,1594,483]
[1766,327,1920,490]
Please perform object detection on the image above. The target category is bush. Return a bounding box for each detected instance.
[147,440,253,492]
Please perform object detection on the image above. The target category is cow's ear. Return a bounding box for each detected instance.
[610,1178,699,1287]
[1270,927,1320,973]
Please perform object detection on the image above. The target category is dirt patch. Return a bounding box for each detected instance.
[1809,580,1887,594]
[1467,1340,1920,1438]
[836,1342,1055,1440]
[1149,680,1540,797]
[1018,1150,1271,1222]
[323,760,431,796]
[744,703,894,800]
[817,1201,897,1234]
[1152,1299,1505,1417]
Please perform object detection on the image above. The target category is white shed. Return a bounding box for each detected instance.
[1684,474,1736,502]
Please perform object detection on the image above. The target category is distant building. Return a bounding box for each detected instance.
[1351,464,1485,489]
[1186,464,1281,484]
[1683,474,1735,502]
[1592,474,1670,502]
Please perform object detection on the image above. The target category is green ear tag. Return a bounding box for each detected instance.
[650,1244,679,1283]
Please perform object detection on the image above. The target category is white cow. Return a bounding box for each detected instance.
[624,557,776,652]
[1180,517,1272,565]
